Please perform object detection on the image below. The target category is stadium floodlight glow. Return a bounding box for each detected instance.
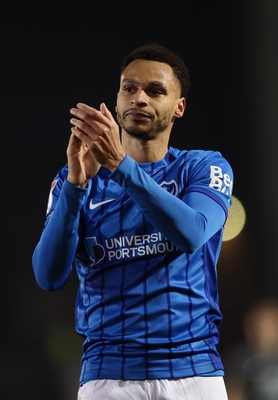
[223,196,246,241]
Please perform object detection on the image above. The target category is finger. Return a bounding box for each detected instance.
[66,133,84,157]
[71,126,89,143]
[70,126,97,143]
[76,103,102,120]
[70,117,100,138]
[70,117,90,134]
[100,102,114,121]
[67,132,80,148]
[70,117,87,128]
[71,120,107,148]
[71,105,108,127]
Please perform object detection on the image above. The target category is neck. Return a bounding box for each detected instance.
[121,131,170,163]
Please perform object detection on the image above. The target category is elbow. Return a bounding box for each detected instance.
[170,234,205,254]
[175,239,199,254]
[183,241,202,254]
[33,269,67,291]
[34,275,65,292]
[32,259,68,292]
[185,214,209,253]
[181,233,207,254]
[186,242,203,254]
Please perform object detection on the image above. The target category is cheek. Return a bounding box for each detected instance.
[115,106,123,126]
[116,97,126,117]
[116,97,124,114]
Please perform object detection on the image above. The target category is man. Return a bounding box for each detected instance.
[32,43,233,399]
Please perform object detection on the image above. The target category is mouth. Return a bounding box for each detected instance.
[125,110,151,122]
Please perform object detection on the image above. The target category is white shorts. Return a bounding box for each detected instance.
[77,376,228,400]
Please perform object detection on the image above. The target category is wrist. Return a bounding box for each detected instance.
[75,182,88,188]
[67,177,88,189]
[108,154,127,172]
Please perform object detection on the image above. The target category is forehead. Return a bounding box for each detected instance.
[121,59,178,88]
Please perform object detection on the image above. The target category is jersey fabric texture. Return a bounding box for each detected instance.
[32,147,233,385]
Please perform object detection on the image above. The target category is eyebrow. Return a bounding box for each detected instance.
[121,78,167,89]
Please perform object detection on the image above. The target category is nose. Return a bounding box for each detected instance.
[130,90,148,105]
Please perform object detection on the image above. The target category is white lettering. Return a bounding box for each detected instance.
[103,233,179,262]
[210,165,223,178]
[209,165,233,195]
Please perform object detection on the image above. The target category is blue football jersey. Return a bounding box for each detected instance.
[32,147,233,384]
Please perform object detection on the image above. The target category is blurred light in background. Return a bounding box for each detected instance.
[223,196,246,241]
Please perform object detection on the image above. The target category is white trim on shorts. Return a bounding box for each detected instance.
[77,376,229,400]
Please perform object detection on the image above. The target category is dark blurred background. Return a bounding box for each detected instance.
[2,1,278,399]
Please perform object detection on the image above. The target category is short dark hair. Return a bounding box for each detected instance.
[121,43,191,99]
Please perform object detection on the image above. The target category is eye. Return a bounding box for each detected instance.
[147,83,166,97]
[123,85,135,93]
[148,88,163,96]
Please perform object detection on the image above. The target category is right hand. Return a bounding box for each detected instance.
[69,102,126,172]
[66,132,101,188]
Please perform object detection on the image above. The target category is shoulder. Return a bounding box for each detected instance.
[168,147,232,168]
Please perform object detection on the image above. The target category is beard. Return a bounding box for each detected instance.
[116,112,171,141]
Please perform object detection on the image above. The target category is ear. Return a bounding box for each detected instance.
[174,97,186,118]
